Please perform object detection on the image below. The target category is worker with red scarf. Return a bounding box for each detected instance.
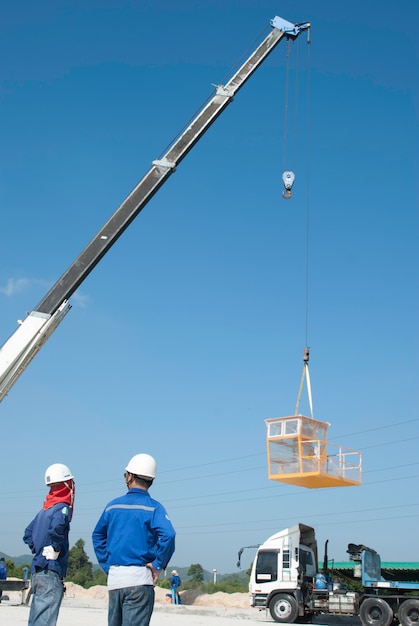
[23,463,75,626]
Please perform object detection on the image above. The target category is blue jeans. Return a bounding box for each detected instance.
[28,570,64,626]
[108,585,154,626]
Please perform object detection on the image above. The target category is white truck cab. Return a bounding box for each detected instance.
[249,523,358,623]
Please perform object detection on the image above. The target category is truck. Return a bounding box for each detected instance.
[0,15,310,404]
[245,522,419,626]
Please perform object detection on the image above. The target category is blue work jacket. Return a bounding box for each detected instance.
[23,503,72,578]
[92,487,175,575]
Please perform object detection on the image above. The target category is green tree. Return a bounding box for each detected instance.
[187,563,204,585]
[156,578,170,589]
[205,573,248,594]
[90,567,107,587]
[5,559,31,579]
[66,539,93,587]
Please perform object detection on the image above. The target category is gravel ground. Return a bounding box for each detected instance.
[0,600,269,626]
[0,587,362,626]
[0,601,363,626]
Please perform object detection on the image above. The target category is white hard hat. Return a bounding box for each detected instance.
[125,453,157,479]
[45,463,74,485]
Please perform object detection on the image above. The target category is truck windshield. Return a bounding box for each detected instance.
[255,551,278,583]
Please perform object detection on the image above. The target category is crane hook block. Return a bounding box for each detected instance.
[282,171,295,199]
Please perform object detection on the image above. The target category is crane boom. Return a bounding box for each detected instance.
[0,16,310,403]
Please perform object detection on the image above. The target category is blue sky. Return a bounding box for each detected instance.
[0,0,418,575]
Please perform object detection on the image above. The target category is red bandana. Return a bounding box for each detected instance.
[43,479,75,517]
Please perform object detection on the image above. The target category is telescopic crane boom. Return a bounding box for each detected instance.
[0,16,310,403]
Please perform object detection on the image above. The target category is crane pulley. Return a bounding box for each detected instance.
[282,170,296,199]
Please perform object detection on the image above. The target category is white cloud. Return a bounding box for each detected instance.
[0,277,30,296]
[0,277,89,309]
[71,291,88,308]
[0,276,53,298]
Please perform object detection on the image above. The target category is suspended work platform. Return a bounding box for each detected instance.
[266,414,362,488]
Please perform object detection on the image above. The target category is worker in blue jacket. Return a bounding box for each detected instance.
[170,569,182,604]
[92,453,176,626]
[23,463,75,626]
[0,557,8,603]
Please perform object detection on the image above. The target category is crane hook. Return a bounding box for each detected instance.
[282,170,295,199]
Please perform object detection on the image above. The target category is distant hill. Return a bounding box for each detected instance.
[0,551,32,567]
[92,563,247,580]
[0,551,248,580]
[161,566,248,583]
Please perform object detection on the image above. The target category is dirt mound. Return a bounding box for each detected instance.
[65,582,108,601]
[64,582,250,609]
[179,589,250,609]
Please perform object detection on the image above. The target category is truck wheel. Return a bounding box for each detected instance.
[360,598,393,626]
[269,593,299,623]
[399,599,419,626]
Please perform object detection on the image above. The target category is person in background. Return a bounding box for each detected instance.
[0,557,8,603]
[170,569,181,604]
[92,453,176,626]
[23,463,75,626]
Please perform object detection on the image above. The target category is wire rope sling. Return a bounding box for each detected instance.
[265,347,362,488]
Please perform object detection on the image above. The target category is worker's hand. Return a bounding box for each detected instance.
[42,546,60,560]
[146,563,160,584]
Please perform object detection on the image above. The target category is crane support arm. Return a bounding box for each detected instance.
[0,16,310,403]
[0,302,71,401]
